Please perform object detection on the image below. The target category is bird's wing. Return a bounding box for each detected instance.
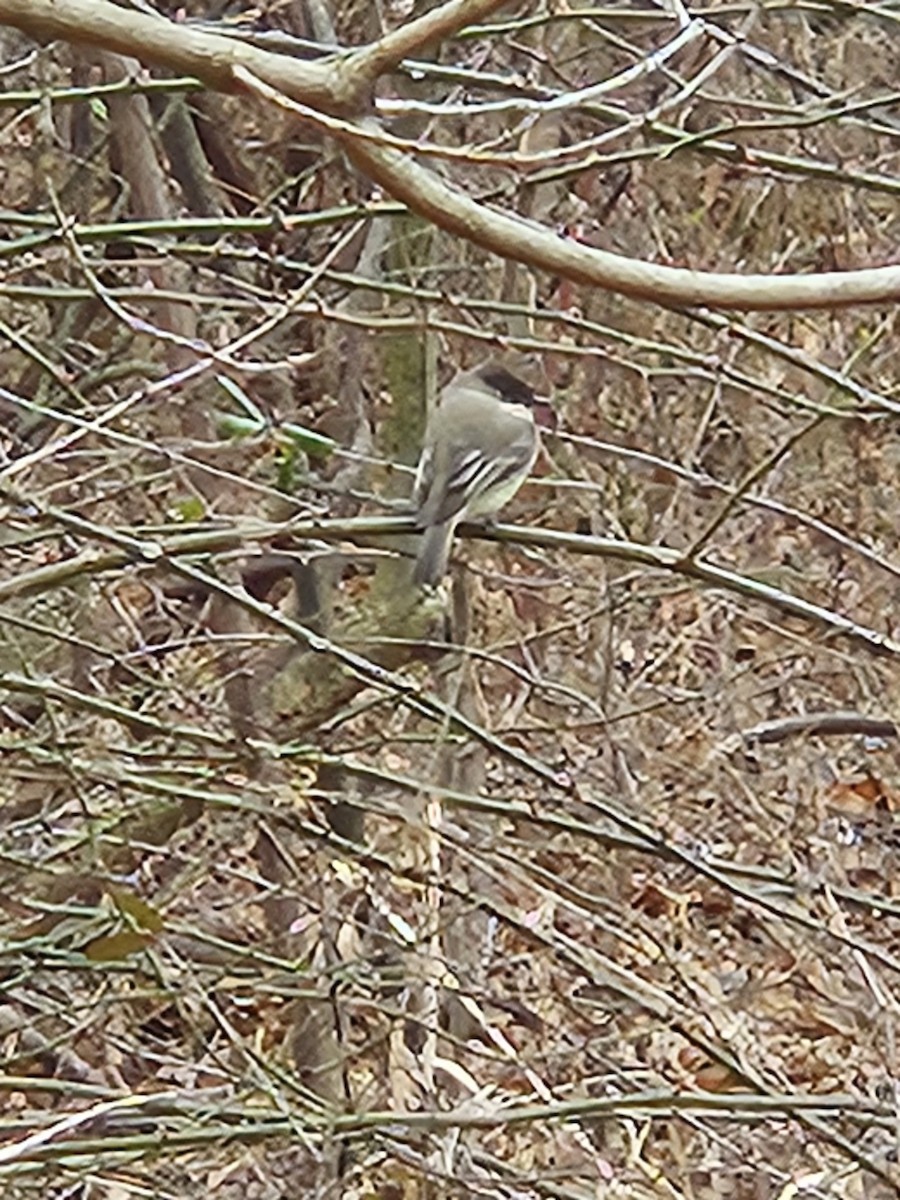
[415,434,536,528]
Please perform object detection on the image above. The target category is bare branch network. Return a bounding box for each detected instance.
[3,0,900,309]
[3,1,900,1197]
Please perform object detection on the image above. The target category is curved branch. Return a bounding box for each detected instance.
[345,131,900,311]
[3,0,900,310]
[741,712,897,745]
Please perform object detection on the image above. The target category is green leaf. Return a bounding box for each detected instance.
[170,495,206,522]
[85,929,154,962]
[278,422,335,460]
[215,374,265,423]
[214,411,267,439]
[110,887,165,934]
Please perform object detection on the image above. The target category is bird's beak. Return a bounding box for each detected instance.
[533,396,557,432]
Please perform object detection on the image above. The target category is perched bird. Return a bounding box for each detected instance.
[412,363,554,586]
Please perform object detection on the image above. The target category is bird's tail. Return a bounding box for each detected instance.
[413,521,455,586]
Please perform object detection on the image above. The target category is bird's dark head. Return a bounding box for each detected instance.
[476,365,557,430]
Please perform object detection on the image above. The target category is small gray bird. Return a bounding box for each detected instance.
[412,364,554,586]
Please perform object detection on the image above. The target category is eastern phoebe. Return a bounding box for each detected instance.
[412,364,554,586]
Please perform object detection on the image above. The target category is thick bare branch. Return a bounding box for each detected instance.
[347,0,510,84]
[343,127,900,310]
[4,0,900,310]
[0,0,359,113]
